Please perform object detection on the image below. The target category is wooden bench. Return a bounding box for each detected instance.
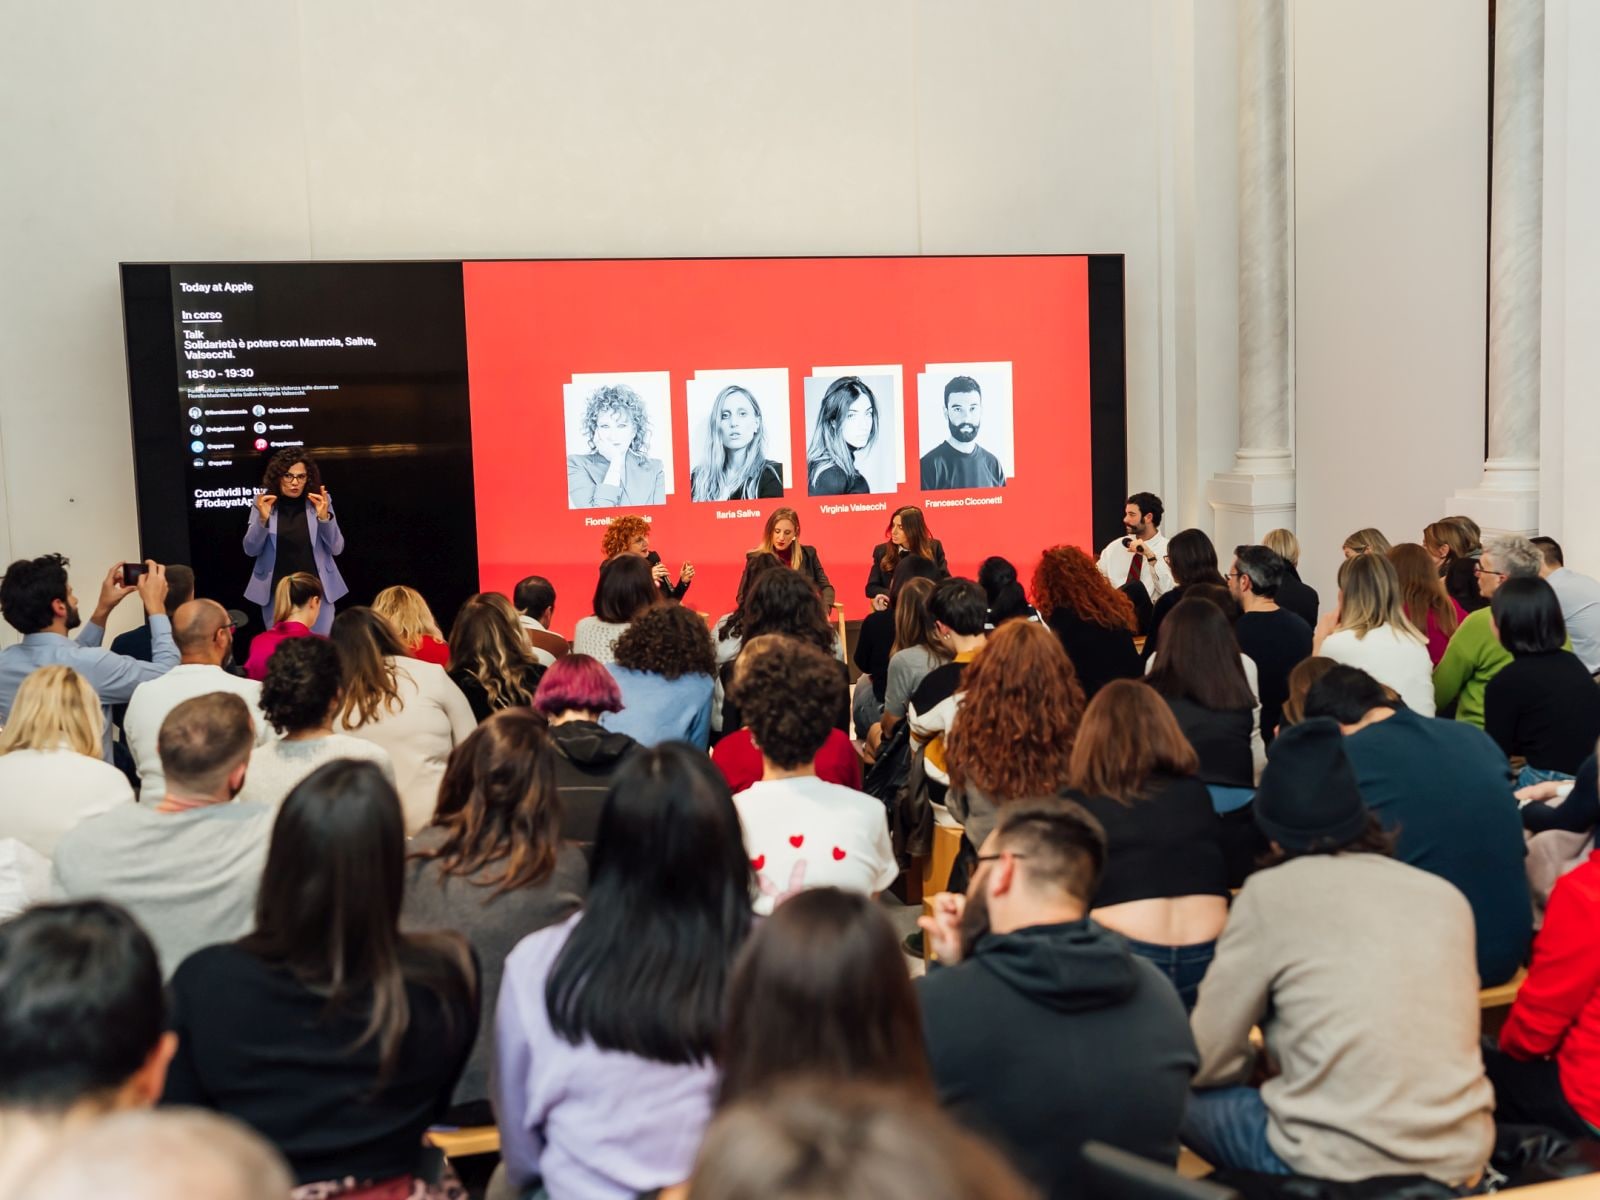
[427,1125,501,1158]
[919,823,964,961]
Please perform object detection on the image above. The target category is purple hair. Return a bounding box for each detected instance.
[533,653,623,717]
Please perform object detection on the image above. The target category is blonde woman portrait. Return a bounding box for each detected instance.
[689,385,783,502]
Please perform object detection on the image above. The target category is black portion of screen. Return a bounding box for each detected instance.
[1087,254,1130,550]
[121,262,478,640]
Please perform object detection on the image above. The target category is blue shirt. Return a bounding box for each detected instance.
[0,619,179,760]
[601,667,713,750]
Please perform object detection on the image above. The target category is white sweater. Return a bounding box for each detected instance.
[235,734,396,810]
[0,747,133,856]
[1319,626,1436,716]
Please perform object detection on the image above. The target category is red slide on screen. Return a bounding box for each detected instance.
[463,256,1092,625]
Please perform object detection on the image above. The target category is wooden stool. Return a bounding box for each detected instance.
[427,1125,500,1159]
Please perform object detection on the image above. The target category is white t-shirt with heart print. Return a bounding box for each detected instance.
[734,775,899,916]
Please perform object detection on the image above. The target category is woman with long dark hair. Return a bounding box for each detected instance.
[1143,528,1227,657]
[572,553,661,664]
[690,385,784,502]
[447,592,546,722]
[1388,542,1466,666]
[865,506,949,608]
[978,556,1036,626]
[403,711,587,1124]
[875,575,949,743]
[854,555,942,737]
[751,507,834,611]
[806,377,879,497]
[718,888,931,1106]
[242,448,346,635]
[494,745,753,1199]
[721,569,847,734]
[1031,544,1142,698]
[163,760,478,1194]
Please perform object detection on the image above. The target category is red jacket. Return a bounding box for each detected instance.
[407,636,451,668]
[1500,850,1600,1126]
[711,728,863,796]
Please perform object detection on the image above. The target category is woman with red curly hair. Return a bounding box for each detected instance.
[1031,545,1142,698]
[601,514,692,601]
[943,620,1085,851]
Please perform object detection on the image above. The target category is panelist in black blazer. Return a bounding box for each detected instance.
[865,506,949,610]
[601,514,693,602]
[752,507,835,612]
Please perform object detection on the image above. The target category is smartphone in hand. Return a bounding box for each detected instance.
[121,562,145,586]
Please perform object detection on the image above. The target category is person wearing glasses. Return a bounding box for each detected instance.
[242,449,346,635]
[1434,534,1550,728]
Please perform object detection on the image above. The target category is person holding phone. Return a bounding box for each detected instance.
[242,448,346,635]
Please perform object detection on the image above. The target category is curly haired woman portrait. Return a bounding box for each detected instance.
[566,383,667,509]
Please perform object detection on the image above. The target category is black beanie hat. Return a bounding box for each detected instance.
[1253,717,1371,853]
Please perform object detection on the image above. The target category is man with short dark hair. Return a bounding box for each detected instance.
[0,901,176,1194]
[1229,545,1313,744]
[53,693,271,977]
[1534,535,1600,674]
[0,555,179,760]
[512,574,568,666]
[1096,492,1172,605]
[918,796,1197,1198]
[1302,665,1531,985]
[908,578,989,789]
[919,376,1007,491]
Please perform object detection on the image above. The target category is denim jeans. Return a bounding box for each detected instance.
[1206,784,1256,815]
[1181,1086,1293,1175]
[1517,764,1575,790]
[1122,937,1216,1012]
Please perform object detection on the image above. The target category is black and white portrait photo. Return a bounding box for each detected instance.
[685,368,790,503]
[563,371,674,510]
[916,362,1014,492]
[803,372,900,496]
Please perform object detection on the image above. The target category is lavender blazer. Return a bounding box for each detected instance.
[242,499,348,606]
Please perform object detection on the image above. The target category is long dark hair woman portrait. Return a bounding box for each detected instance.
[163,761,478,1192]
[718,887,931,1107]
[1143,527,1227,657]
[493,744,753,1198]
[1145,597,1259,794]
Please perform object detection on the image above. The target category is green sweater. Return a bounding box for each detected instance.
[1434,607,1571,728]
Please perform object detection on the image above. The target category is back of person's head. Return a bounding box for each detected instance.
[732,635,844,770]
[0,554,71,635]
[1253,716,1392,860]
[1301,664,1393,725]
[0,901,167,1114]
[1029,544,1136,632]
[1342,527,1392,557]
[1424,518,1477,561]
[991,796,1107,908]
[1165,529,1225,588]
[1280,656,1338,727]
[1068,679,1200,803]
[1531,536,1564,569]
[448,593,539,708]
[330,607,406,727]
[978,556,1030,625]
[614,603,717,680]
[744,568,835,654]
[889,577,943,660]
[532,653,622,719]
[1232,545,1285,598]
[513,574,557,620]
[1127,491,1164,528]
[156,692,253,799]
[161,565,196,615]
[270,571,323,622]
[1146,598,1254,711]
[14,1108,292,1200]
[718,888,931,1108]
[946,621,1083,802]
[1183,582,1239,623]
[242,760,473,1081]
[1484,533,1546,581]
[592,553,659,624]
[1388,542,1459,638]
[0,665,102,758]
[886,553,941,606]
[1492,575,1567,656]
[547,744,752,1064]
[258,635,342,737]
[927,577,987,638]
[1262,527,1300,567]
[371,585,442,649]
[170,598,231,658]
[423,709,562,894]
[1334,551,1419,639]
[724,553,789,643]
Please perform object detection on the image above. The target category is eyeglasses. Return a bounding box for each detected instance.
[1474,563,1507,578]
[282,472,308,483]
[975,852,1028,864]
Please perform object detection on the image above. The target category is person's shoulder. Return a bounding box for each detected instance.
[171,941,259,990]
[505,909,581,978]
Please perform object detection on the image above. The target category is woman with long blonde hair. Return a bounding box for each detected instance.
[751,507,835,611]
[1342,527,1393,559]
[0,665,132,854]
[372,585,449,667]
[690,385,783,502]
[1314,552,1435,714]
[447,593,546,722]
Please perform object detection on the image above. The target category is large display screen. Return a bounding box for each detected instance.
[122,256,1126,633]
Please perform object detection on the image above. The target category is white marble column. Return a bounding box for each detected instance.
[1207,0,1295,546]
[1449,0,1544,534]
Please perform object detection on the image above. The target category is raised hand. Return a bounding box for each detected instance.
[96,562,136,619]
[135,561,169,616]
[255,492,277,523]
[917,891,968,965]
[309,486,332,522]
[679,562,696,583]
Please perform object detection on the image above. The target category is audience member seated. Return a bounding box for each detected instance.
[494,744,752,1199]
[718,887,930,1105]
[684,1081,1034,1200]
[53,693,268,977]
[124,599,269,801]
[242,572,322,682]
[908,578,990,790]
[1304,665,1531,987]
[0,554,178,759]
[15,1109,291,1200]
[372,583,451,666]
[917,797,1197,1198]
[1263,527,1319,628]
[1484,575,1600,783]
[852,555,941,737]
[0,840,50,920]
[1488,842,1600,1140]
[1146,599,1263,798]
[863,576,947,755]
[731,636,895,914]
[1519,753,1599,837]
[1536,535,1600,675]
[1390,541,1467,665]
[403,710,587,1125]
[721,568,847,736]
[713,552,787,734]
[1279,655,1337,731]
[1032,544,1141,698]
[944,619,1083,851]
[446,592,547,722]
[513,574,570,666]
[1314,550,1435,715]
[978,556,1038,627]
[109,563,194,662]
[1341,526,1392,558]
[1065,680,1228,1011]
[0,901,175,1197]
[1229,544,1313,744]
[1435,532,1546,726]
[572,553,660,664]
[163,760,478,1195]
[0,666,131,856]
[1185,717,1494,1186]
[1143,528,1227,659]
[234,636,394,807]
[531,654,640,848]
[331,607,476,834]
[603,602,717,748]
[1426,515,1487,615]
